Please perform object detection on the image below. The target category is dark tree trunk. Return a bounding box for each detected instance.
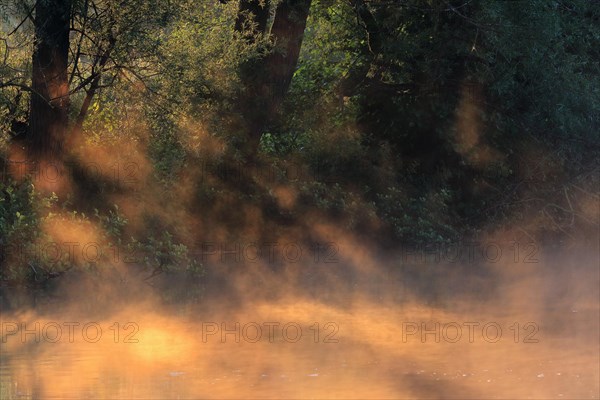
[263,0,311,110]
[28,0,72,160]
[236,0,312,157]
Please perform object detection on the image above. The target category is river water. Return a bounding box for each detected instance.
[0,246,598,399]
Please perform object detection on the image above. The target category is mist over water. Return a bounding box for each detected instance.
[1,233,598,399]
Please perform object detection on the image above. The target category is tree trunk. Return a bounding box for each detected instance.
[28,0,72,160]
[237,0,312,157]
[263,0,311,111]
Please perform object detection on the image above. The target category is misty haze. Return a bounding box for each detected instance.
[0,1,599,399]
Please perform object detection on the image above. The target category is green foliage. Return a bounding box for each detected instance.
[0,180,39,245]
[299,181,346,213]
[1,0,598,290]
[281,0,599,239]
[292,1,359,101]
[129,231,202,276]
[0,180,64,283]
[0,177,201,285]
[94,205,128,240]
[157,1,248,107]
[146,111,187,182]
[479,1,599,147]
[376,186,459,245]
[259,130,310,155]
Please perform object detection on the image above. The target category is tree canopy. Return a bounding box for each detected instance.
[0,0,598,285]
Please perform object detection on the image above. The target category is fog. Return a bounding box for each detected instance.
[1,219,598,398]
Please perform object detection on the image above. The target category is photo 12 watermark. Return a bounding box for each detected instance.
[0,158,140,186]
[200,321,340,344]
[192,242,340,264]
[0,241,340,266]
[396,241,540,265]
[400,321,539,343]
[1,321,140,344]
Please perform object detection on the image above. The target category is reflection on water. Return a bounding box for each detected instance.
[1,248,598,399]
